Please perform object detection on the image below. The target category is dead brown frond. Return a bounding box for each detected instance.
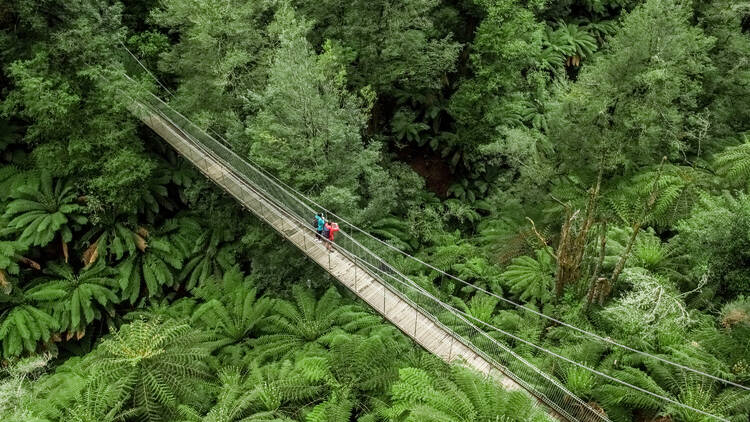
[82,239,100,268]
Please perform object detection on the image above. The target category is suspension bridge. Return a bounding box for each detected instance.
[123,65,747,422]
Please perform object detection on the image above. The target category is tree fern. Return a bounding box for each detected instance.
[543,21,598,68]
[0,280,65,357]
[450,294,499,326]
[592,367,665,421]
[191,266,272,345]
[715,134,750,186]
[0,165,35,202]
[180,225,239,291]
[391,109,430,144]
[177,363,322,422]
[116,235,184,304]
[251,286,383,362]
[26,355,90,420]
[370,216,419,252]
[296,332,405,402]
[34,262,119,335]
[304,391,353,422]
[79,211,147,266]
[594,364,750,422]
[157,215,203,259]
[0,240,28,294]
[62,377,139,422]
[452,256,503,293]
[136,167,174,223]
[563,366,596,398]
[604,165,707,229]
[89,318,216,422]
[2,173,86,253]
[385,366,552,422]
[475,215,535,265]
[500,248,555,305]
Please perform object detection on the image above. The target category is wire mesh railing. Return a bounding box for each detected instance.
[126,83,615,422]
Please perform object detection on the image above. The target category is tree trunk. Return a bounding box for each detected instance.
[0,269,11,294]
[586,221,608,308]
[61,236,69,263]
[554,166,602,299]
[17,255,41,270]
[610,157,667,286]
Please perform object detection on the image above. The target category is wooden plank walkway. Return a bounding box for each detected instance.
[134,106,529,394]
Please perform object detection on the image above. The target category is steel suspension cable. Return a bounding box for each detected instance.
[215,122,750,392]
[119,44,750,393]
[128,76,736,422]
[353,255,731,422]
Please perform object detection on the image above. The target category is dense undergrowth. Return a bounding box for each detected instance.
[1,0,750,421]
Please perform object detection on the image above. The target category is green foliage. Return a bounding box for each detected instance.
[0,240,25,280]
[251,286,383,362]
[180,223,239,290]
[191,267,272,344]
[3,0,750,421]
[501,248,555,305]
[370,217,420,252]
[542,21,599,70]
[385,366,553,422]
[36,263,119,334]
[599,268,691,349]
[0,278,64,357]
[605,165,708,229]
[116,234,184,304]
[448,0,546,176]
[300,332,406,398]
[715,134,750,187]
[0,303,59,358]
[676,193,750,299]
[78,214,146,264]
[549,0,715,177]
[451,293,499,325]
[2,173,86,248]
[175,366,306,422]
[61,378,138,422]
[594,364,750,422]
[246,5,394,222]
[392,109,430,144]
[0,352,55,419]
[89,318,216,422]
[135,167,174,222]
[2,2,157,210]
[293,0,461,96]
[564,365,596,398]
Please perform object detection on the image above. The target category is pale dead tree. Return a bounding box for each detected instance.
[527,165,603,300]
[586,220,608,307]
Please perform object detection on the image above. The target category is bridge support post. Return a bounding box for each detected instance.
[413,308,418,336]
[354,262,357,292]
[383,284,386,313]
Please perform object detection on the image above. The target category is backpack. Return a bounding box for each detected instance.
[322,226,331,238]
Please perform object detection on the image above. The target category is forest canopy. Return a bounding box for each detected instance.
[1,0,750,421]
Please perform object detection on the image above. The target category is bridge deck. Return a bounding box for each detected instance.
[136,108,523,392]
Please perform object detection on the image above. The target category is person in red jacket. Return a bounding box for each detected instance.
[326,222,340,252]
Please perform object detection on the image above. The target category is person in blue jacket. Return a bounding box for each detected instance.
[315,213,326,242]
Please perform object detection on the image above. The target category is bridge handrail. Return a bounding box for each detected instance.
[128,85,612,422]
